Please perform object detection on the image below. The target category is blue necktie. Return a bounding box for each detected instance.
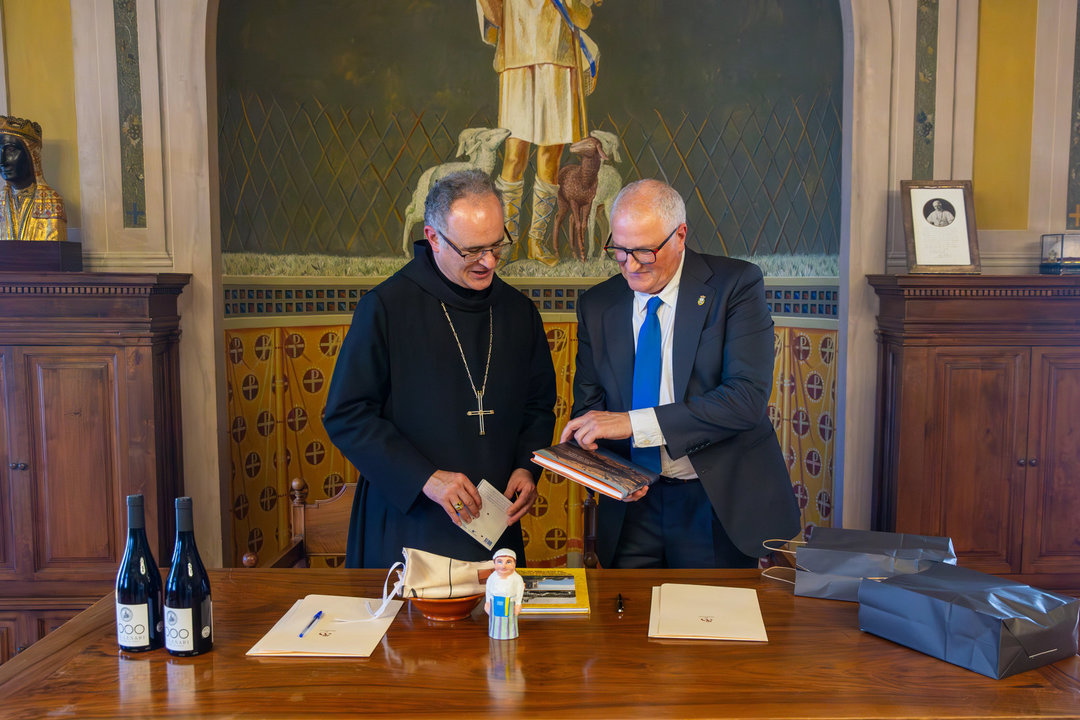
[631,296,663,472]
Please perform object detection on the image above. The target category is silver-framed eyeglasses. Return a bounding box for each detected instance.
[604,225,679,264]
[438,227,514,262]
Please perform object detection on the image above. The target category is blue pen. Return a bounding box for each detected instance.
[298,610,323,638]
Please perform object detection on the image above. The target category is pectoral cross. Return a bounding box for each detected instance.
[467,391,494,435]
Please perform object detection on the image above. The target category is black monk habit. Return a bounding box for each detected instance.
[324,241,556,568]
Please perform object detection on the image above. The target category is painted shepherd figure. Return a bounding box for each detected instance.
[476,0,600,265]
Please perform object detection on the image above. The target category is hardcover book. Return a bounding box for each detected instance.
[518,568,590,614]
[531,442,657,500]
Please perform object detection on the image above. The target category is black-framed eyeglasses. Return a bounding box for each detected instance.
[603,225,680,265]
[437,226,514,262]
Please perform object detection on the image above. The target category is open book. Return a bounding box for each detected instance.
[518,568,590,614]
[531,441,657,500]
[247,594,402,657]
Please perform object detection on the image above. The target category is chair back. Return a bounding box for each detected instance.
[243,478,354,568]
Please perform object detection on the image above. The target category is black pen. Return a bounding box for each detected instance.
[298,610,323,638]
[616,593,624,614]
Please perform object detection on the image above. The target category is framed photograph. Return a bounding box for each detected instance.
[900,180,981,273]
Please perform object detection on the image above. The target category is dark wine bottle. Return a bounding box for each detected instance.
[115,494,164,652]
[163,496,213,656]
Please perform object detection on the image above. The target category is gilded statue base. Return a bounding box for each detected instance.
[0,241,82,272]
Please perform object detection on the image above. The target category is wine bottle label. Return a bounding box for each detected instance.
[116,603,151,647]
[164,606,195,652]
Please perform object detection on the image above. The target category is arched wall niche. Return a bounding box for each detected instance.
[67,0,894,564]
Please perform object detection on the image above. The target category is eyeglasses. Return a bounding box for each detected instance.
[437,226,515,262]
[604,225,679,265]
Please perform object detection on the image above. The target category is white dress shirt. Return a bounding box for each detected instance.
[627,251,697,479]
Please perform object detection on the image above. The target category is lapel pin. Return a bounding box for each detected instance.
[697,295,705,306]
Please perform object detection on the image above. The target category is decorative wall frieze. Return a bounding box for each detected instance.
[222,276,841,326]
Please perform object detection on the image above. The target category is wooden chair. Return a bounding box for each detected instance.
[242,478,354,568]
[583,489,599,568]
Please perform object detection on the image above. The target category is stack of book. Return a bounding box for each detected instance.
[519,568,590,614]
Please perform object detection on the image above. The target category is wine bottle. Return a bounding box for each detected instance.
[163,496,213,656]
[115,494,164,652]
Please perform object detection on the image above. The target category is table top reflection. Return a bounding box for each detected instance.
[0,568,1078,719]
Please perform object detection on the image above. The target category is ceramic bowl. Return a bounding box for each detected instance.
[409,593,484,621]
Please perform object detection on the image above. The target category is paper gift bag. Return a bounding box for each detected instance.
[396,547,494,599]
[764,528,956,601]
[858,562,1079,679]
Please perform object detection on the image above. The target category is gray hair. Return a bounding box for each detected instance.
[610,179,687,230]
[423,169,502,233]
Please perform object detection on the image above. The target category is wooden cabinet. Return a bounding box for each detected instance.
[0,272,189,662]
[869,275,1080,590]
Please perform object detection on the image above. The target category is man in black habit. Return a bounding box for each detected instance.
[324,169,556,568]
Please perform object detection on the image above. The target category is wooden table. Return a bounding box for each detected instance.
[1,569,1077,719]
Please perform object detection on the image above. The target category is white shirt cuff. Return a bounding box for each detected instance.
[629,408,664,448]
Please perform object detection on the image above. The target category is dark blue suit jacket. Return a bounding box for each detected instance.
[571,249,801,566]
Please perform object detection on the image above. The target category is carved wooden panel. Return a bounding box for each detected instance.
[0,349,14,578]
[32,609,82,642]
[872,342,901,531]
[927,349,1028,574]
[0,612,17,664]
[890,345,931,535]
[25,350,120,580]
[1023,348,1080,574]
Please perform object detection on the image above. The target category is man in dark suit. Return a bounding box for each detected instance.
[560,179,800,568]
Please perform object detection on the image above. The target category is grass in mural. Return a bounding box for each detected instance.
[222,253,839,279]
[221,253,623,278]
[743,254,839,278]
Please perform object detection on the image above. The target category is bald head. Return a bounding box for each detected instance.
[610,179,686,230]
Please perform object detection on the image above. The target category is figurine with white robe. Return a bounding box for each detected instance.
[485,548,525,639]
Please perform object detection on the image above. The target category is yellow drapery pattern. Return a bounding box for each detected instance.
[225,322,836,567]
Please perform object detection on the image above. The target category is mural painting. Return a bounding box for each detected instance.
[217,0,842,278]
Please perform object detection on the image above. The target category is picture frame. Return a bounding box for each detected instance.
[900,180,981,273]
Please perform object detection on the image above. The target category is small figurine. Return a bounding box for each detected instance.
[0,115,66,242]
[484,548,525,640]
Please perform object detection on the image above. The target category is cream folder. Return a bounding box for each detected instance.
[648,583,768,641]
[247,593,403,657]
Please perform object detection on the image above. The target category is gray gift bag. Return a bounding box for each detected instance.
[858,562,1079,679]
[763,527,957,601]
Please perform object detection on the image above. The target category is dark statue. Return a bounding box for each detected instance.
[0,115,66,242]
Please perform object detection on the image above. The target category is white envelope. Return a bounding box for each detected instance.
[648,583,768,642]
[247,593,402,657]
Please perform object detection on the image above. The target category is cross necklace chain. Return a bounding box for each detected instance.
[440,302,494,435]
